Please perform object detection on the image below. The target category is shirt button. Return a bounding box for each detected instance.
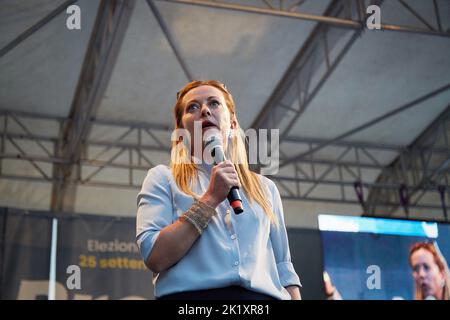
[234,261,239,266]
[231,234,237,240]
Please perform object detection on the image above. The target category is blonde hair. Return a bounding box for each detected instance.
[409,241,450,300]
[170,80,278,225]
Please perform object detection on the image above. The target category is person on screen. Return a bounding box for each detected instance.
[409,241,450,300]
[135,80,301,300]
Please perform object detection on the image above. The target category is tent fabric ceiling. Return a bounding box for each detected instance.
[288,31,450,146]
[0,0,449,218]
[0,0,100,118]
[0,0,65,48]
[1,0,448,148]
[97,0,331,128]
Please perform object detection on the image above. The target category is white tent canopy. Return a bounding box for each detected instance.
[0,0,449,227]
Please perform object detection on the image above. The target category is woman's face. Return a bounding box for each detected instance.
[411,248,445,299]
[180,85,235,157]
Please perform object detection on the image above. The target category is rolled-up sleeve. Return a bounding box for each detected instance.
[136,165,173,263]
[268,180,302,288]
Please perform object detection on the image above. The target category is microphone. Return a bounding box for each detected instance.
[205,135,243,214]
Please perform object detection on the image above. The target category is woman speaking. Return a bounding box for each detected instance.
[409,241,450,300]
[136,80,301,300]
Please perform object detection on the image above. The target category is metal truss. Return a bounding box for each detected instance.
[0,109,170,189]
[241,0,383,200]
[161,0,450,38]
[366,106,450,219]
[249,0,449,149]
[273,95,450,216]
[147,0,194,81]
[1,0,449,215]
[280,84,450,169]
[251,0,382,145]
[1,108,449,213]
[51,0,136,212]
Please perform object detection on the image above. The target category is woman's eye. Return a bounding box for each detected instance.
[210,100,220,108]
[187,103,199,112]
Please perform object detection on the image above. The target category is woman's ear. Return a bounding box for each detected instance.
[440,272,446,287]
[230,115,237,130]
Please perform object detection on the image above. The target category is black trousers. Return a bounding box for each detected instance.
[157,286,277,300]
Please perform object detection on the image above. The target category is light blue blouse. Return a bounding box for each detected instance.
[136,163,301,300]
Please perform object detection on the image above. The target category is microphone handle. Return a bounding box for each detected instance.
[211,145,243,214]
[227,186,243,214]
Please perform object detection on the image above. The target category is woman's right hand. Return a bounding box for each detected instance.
[200,160,241,208]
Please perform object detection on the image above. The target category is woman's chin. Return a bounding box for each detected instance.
[421,285,433,297]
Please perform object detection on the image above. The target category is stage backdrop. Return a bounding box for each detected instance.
[56,214,153,299]
[0,208,323,300]
[0,208,154,300]
[1,209,53,299]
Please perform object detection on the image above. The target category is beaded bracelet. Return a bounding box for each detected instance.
[180,198,217,235]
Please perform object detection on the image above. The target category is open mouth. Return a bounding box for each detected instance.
[202,120,218,130]
[421,283,431,293]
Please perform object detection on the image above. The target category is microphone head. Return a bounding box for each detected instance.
[204,133,225,164]
[204,133,222,149]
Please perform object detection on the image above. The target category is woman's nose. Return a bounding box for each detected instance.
[418,268,426,278]
[201,104,211,117]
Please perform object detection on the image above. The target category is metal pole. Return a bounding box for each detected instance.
[147,0,194,81]
[0,0,78,58]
